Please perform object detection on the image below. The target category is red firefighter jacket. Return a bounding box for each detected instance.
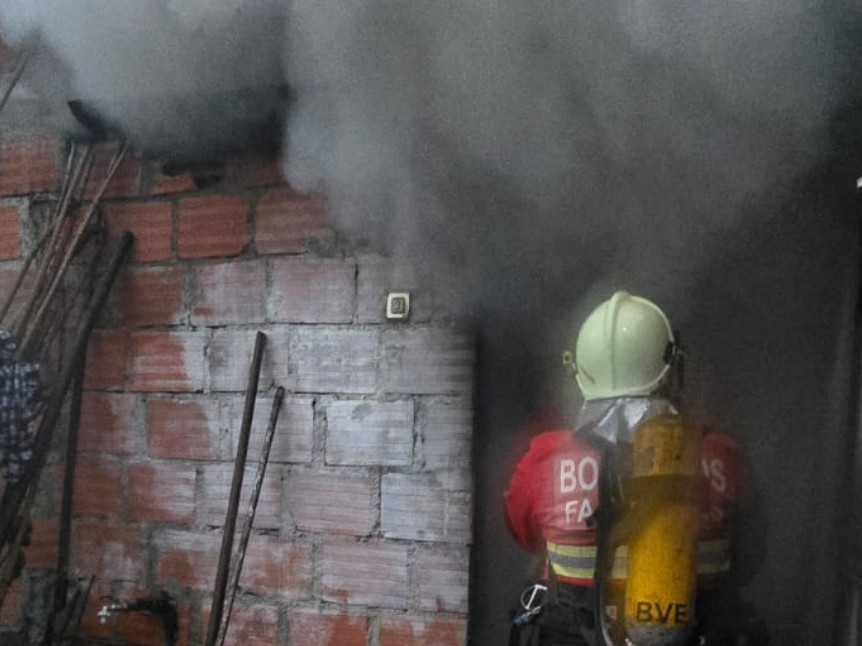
[504,427,750,587]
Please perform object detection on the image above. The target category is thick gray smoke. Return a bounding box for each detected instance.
[0,1,285,152]
[1,1,860,644]
[0,0,849,316]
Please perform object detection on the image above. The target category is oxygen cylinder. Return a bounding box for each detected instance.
[624,413,701,646]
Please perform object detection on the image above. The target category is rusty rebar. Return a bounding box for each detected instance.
[204,332,267,646]
[216,386,285,646]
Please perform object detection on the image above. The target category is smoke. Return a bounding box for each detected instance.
[0,0,285,152]
[0,0,852,316]
[282,0,849,313]
[1,0,861,643]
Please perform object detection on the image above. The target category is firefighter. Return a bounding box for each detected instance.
[504,291,766,646]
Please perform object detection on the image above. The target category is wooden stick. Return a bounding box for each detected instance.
[204,332,267,646]
[10,144,91,337]
[19,143,126,358]
[216,386,285,646]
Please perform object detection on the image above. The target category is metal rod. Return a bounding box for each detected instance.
[42,358,86,646]
[204,331,267,646]
[0,232,134,552]
[0,484,37,616]
[57,575,94,646]
[216,386,285,646]
[19,142,127,358]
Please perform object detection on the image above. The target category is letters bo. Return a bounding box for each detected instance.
[559,456,599,494]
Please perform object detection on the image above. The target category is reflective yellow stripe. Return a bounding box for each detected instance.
[546,541,597,580]
[545,538,730,581]
[696,538,731,575]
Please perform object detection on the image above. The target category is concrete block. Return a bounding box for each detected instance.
[381,473,472,543]
[208,327,291,392]
[326,399,414,466]
[189,260,267,326]
[223,394,313,464]
[320,539,408,608]
[420,398,472,471]
[198,462,282,530]
[285,470,377,536]
[269,257,355,323]
[381,328,474,395]
[290,327,378,394]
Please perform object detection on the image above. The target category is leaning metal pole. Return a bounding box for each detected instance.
[42,357,87,646]
[204,331,267,646]
[216,386,285,646]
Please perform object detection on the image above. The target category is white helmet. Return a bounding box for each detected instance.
[574,291,676,400]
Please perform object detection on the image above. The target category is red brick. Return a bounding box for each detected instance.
[79,392,138,455]
[255,188,329,254]
[198,463,281,530]
[288,609,368,646]
[0,136,60,196]
[269,257,355,323]
[103,201,173,262]
[0,578,21,627]
[23,516,58,570]
[72,521,142,582]
[114,265,183,328]
[151,166,197,195]
[147,397,221,460]
[178,195,249,258]
[128,461,196,523]
[155,529,218,589]
[232,154,285,189]
[379,615,468,646]
[72,455,123,518]
[84,331,130,391]
[0,204,19,259]
[114,587,190,646]
[189,260,266,326]
[286,471,376,536]
[128,331,206,392]
[201,602,278,646]
[82,144,141,200]
[240,535,312,599]
[321,539,408,608]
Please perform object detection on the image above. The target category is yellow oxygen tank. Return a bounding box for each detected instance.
[624,413,701,646]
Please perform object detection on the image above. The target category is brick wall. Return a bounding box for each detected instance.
[0,132,474,646]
